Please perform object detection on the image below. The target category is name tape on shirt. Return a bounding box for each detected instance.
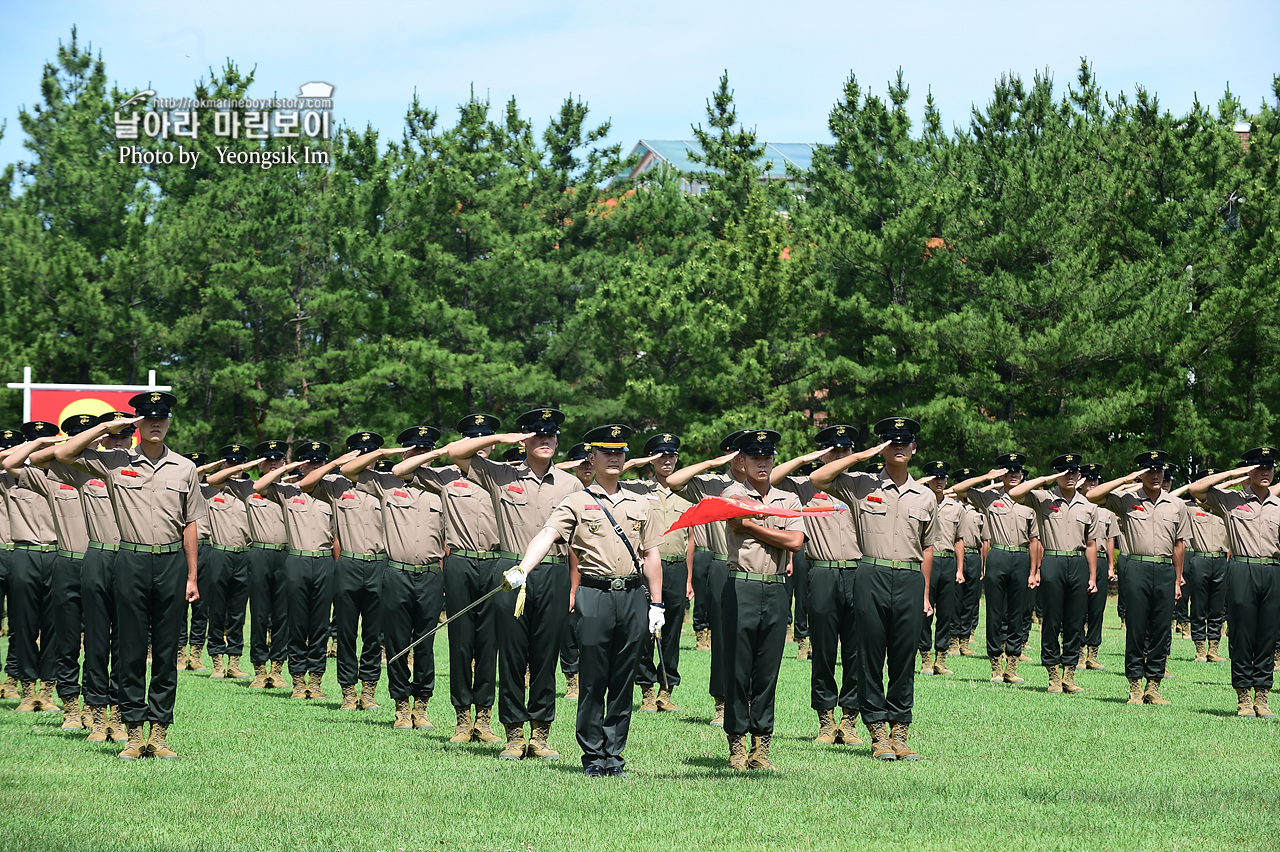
[507,485,524,494]
[866,495,883,503]
[393,490,409,498]
[584,503,602,510]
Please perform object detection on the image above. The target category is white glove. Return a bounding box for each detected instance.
[503,567,527,590]
[648,604,665,635]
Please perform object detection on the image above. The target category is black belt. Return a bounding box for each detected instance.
[340,550,383,562]
[809,559,859,569]
[579,574,644,591]
[119,541,182,554]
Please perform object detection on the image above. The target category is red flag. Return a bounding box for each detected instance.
[664,496,838,535]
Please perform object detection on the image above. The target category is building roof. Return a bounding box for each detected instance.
[622,139,817,182]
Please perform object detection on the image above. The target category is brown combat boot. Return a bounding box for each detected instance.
[1255,687,1275,719]
[498,723,526,759]
[656,687,680,712]
[1003,657,1024,685]
[328,636,337,658]
[1046,665,1063,693]
[248,662,268,689]
[358,681,380,711]
[1193,640,1207,663]
[339,684,358,711]
[727,733,748,770]
[1206,640,1225,663]
[933,650,953,676]
[835,709,863,745]
[1127,678,1144,705]
[449,706,473,744]
[209,654,225,678]
[958,635,975,657]
[412,696,433,729]
[117,722,147,760]
[178,646,189,670]
[267,660,286,688]
[392,699,414,730]
[227,656,250,679]
[525,722,560,759]
[1062,666,1085,694]
[1144,678,1171,705]
[1274,650,1280,672]
[990,657,1004,684]
[0,675,18,699]
[36,680,57,712]
[796,637,809,661]
[147,722,177,759]
[948,635,961,657]
[60,696,85,730]
[188,646,206,671]
[639,684,658,712]
[15,680,38,713]
[307,671,326,699]
[1237,687,1255,717]
[747,733,776,769]
[290,674,308,700]
[868,721,895,761]
[1086,646,1106,670]
[814,708,837,744]
[889,722,920,761]
[105,706,127,742]
[564,672,579,700]
[473,706,502,743]
[711,696,725,727]
[694,629,711,651]
[919,649,933,675]
[85,705,108,742]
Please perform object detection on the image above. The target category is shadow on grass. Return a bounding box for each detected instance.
[1194,707,1257,718]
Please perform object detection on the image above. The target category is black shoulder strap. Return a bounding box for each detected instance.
[587,490,643,575]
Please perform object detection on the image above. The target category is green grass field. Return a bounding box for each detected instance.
[2,606,1278,852]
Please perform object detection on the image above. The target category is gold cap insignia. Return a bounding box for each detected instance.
[836,426,846,435]
[541,410,553,420]
[150,392,161,402]
[610,426,622,438]
[269,441,278,449]
[79,415,91,424]
[662,434,672,443]
[1065,454,1073,462]
[418,427,429,436]
[474,415,486,425]
[894,419,905,429]
[1150,451,1159,459]
[756,431,768,442]
[361,432,371,441]
[311,442,320,450]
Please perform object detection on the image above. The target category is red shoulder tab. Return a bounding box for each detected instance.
[866,495,883,504]
[507,485,524,494]
[393,489,409,498]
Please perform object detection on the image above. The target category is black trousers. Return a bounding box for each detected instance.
[248,545,289,664]
[333,554,385,686]
[80,548,119,706]
[284,554,335,676]
[560,601,580,676]
[1116,554,1129,620]
[495,557,568,725]
[1019,581,1036,649]
[1038,553,1088,668]
[205,548,250,656]
[855,562,925,725]
[50,553,83,699]
[1226,560,1280,690]
[637,557,686,688]
[9,549,55,683]
[1084,563,1108,647]
[984,548,1029,658]
[787,547,810,640]
[919,554,957,653]
[177,544,209,650]
[0,549,8,675]
[722,576,789,736]
[443,553,499,708]
[955,552,982,638]
[690,548,712,632]
[573,585,645,772]
[807,565,857,711]
[1118,558,1175,679]
[383,564,444,701]
[1187,553,1228,642]
[706,557,730,698]
[114,548,185,725]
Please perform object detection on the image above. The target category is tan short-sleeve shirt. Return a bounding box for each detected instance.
[467,456,583,556]
[359,471,445,564]
[225,478,287,545]
[22,466,90,553]
[827,471,938,563]
[1103,488,1192,558]
[0,492,8,544]
[1204,485,1279,559]
[970,488,1038,547]
[620,479,692,561]
[1,471,57,545]
[545,487,660,578]
[73,447,205,545]
[1026,487,1098,552]
[958,503,985,547]
[931,496,964,553]
[720,482,805,575]
[265,481,334,553]
[416,465,500,553]
[776,476,861,562]
[48,459,119,546]
[1093,505,1119,548]
[203,482,250,548]
[1187,501,1227,554]
[314,474,384,556]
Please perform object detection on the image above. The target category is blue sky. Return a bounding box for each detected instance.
[1,1,1276,171]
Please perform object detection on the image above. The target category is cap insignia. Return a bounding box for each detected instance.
[610,426,622,438]
[662,434,672,443]
[541,410,553,420]
[474,415,485,425]
[150,392,161,403]
[894,419,905,429]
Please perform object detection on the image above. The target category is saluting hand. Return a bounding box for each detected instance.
[105,415,144,434]
[381,446,407,456]
[495,432,536,445]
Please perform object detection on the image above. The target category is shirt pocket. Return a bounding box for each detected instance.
[161,480,190,518]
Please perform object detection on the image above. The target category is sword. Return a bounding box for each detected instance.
[387,583,504,665]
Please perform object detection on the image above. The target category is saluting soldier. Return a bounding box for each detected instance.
[449,407,584,761]
[952,454,1039,685]
[1009,454,1099,693]
[770,425,875,747]
[208,441,292,688]
[1190,450,1279,717]
[200,445,252,680]
[1087,450,1190,705]
[509,424,663,777]
[53,392,204,760]
[812,417,937,761]
[621,432,694,713]
[554,442,589,700]
[4,417,94,729]
[392,415,503,744]
[343,427,447,730]
[666,430,749,727]
[0,429,22,701]
[1171,469,1228,663]
[1079,463,1118,670]
[917,461,965,677]
[177,452,212,672]
[949,469,986,658]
